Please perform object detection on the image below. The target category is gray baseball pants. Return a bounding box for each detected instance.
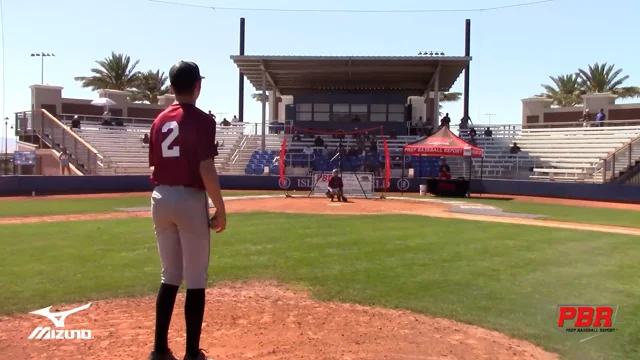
[151,185,211,289]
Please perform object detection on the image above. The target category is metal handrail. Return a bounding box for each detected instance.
[229,135,248,164]
[526,119,640,129]
[600,135,640,182]
[16,109,104,174]
[43,110,102,157]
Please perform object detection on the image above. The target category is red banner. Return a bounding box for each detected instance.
[382,137,391,190]
[279,137,287,186]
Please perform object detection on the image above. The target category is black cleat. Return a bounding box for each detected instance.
[149,350,178,360]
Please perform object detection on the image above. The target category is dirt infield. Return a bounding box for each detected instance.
[1,197,639,236]
[2,190,639,211]
[1,195,633,359]
[0,282,559,360]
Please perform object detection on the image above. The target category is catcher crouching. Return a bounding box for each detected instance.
[326,169,348,202]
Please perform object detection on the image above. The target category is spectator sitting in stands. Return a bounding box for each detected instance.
[314,136,324,147]
[220,118,231,126]
[390,129,397,140]
[424,120,434,136]
[460,115,472,129]
[509,142,521,155]
[101,110,113,126]
[71,115,81,129]
[215,140,224,150]
[439,158,451,180]
[468,132,477,146]
[292,132,302,141]
[581,109,591,127]
[412,116,424,136]
[440,113,451,128]
[305,128,314,139]
[232,115,240,122]
[115,118,124,127]
[322,145,330,158]
[370,138,378,153]
[484,127,493,137]
[356,137,366,154]
[469,127,477,137]
[142,133,150,145]
[303,144,314,156]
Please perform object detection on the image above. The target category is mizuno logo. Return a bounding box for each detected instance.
[29,303,91,327]
[28,303,93,340]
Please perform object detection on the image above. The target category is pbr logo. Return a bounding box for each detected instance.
[396,178,410,191]
[556,304,619,342]
[278,177,291,189]
[28,303,93,340]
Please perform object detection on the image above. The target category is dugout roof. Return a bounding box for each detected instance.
[231,55,471,95]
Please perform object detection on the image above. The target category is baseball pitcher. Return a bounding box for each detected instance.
[148,61,226,360]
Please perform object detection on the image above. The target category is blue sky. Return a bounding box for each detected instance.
[1,0,639,143]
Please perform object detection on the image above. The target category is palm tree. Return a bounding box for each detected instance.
[130,70,170,104]
[251,92,269,103]
[437,92,462,117]
[539,74,583,107]
[577,63,640,99]
[74,52,141,91]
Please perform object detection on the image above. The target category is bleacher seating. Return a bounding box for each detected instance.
[238,133,456,178]
[516,125,640,182]
[72,124,245,175]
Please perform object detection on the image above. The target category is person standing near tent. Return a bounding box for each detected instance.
[439,158,451,180]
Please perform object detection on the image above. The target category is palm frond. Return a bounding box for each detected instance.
[76,52,142,92]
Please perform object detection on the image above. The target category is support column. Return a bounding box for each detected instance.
[433,67,440,124]
[238,18,245,122]
[261,71,267,150]
[463,19,471,121]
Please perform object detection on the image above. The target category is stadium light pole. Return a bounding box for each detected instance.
[484,113,496,125]
[3,116,12,175]
[30,52,55,84]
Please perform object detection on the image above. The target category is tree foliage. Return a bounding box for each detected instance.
[539,63,640,107]
[129,70,170,104]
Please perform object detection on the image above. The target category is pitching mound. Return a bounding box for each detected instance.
[0,282,558,360]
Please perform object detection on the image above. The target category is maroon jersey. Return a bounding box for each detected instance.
[149,103,218,190]
[328,176,343,189]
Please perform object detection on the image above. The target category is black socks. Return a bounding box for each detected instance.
[185,288,206,358]
[154,283,180,354]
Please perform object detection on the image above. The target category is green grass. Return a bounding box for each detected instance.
[460,197,640,229]
[398,194,640,229]
[0,191,279,217]
[1,214,638,360]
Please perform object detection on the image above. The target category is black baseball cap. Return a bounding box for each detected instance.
[169,61,204,91]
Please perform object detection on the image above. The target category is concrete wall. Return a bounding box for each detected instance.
[0,176,639,203]
[30,85,175,119]
[521,93,640,127]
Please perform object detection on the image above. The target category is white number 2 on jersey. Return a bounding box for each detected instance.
[161,121,180,157]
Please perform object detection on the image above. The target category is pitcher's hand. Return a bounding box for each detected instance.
[210,210,226,233]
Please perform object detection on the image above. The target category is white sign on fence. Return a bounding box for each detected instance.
[311,172,375,197]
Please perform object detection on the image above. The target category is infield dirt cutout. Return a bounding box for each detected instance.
[2,195,637,359]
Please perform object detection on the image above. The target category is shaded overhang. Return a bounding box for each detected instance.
[231,55,471,95]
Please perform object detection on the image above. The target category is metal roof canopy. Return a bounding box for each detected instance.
[231,55,471,95]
